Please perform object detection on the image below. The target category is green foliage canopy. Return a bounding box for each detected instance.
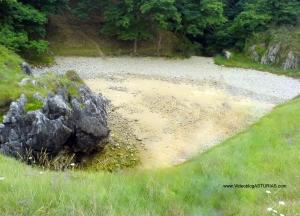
[1,0,299,57]
[0,0,67,56]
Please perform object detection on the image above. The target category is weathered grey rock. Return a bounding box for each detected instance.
[0,85,109,159]
[261,44,281,65]
[19,78,37,87]
[223,50,232,59]
[32,92,45,101]
[21,62,33,75]
[70,87,109,153]
[249,45,260,62]
[282,51,298,70]
[3,94,27,124]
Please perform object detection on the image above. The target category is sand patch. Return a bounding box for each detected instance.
[85,75,274,169]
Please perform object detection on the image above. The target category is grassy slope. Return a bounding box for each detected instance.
[0,45,39,121]
[0,45,61,117]
[1,92,300,215]
[0,45,84,121]
[0,45,24,108]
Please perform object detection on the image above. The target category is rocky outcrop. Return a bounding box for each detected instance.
[261,43,281,65]
[0,86,109,160]
[282,51,298,70]
[249,45,260,62]
[247,43,299,71]
[246,27,300,71]
[18,78,37,87]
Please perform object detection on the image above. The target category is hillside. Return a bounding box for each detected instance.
[47,14,184,57]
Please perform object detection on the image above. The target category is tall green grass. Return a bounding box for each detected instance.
[1,96,300,215]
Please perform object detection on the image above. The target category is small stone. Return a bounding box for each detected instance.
[267,207,273,212]
[223,50,232,59]
[21,62,33,75]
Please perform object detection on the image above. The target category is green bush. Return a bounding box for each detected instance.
[0,0,67,59]
[175,38,202,57]
[0,25,28,52]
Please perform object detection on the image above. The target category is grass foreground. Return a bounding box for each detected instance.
[1,95,300,215]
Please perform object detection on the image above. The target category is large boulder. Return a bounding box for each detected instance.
[0,86,109,160]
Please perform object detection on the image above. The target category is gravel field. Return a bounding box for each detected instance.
[35,56,300,104]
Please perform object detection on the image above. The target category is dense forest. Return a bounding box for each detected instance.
[0,0,299,58]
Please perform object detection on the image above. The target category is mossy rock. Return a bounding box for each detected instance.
[245,27,300,70]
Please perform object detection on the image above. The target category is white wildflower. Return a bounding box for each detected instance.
[266,190,271,194]
[39,171,43,174]
[267,207,273,212]
[70,163,76,167]
[0,177,5,181]
[272,209,278,213]
[280,214,285,216]
[278,201,285,206]
[28,157,33,160]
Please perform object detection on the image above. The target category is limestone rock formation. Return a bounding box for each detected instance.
[247,42,299,71]
[249,45,260,62]
[21,62,33,75]
[261,43,281,65]
[282,51,299,70]
[0,86,109,159]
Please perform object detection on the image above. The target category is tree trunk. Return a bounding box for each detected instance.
[157,32,162,56]
[133,39,138,55]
